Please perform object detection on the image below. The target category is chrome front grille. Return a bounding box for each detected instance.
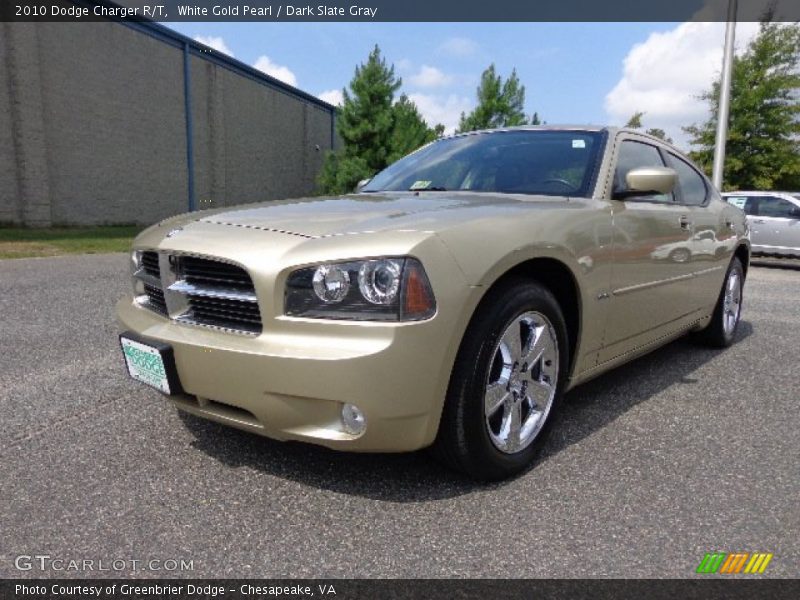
[186,295,262,333]
[133,253,262,335]
[141,251,161,278]
[143,283,167,315]
[181,255,254,290]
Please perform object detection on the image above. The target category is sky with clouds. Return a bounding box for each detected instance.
[174,21,760,149]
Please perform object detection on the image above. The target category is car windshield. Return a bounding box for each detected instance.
[362,130,604,197]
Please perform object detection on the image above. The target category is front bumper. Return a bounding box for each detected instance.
[116,295,460,452]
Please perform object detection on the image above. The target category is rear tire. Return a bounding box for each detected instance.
[695,257,744,348]
[433,279,569,481]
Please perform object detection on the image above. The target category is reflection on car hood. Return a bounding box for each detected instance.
[183,192,570,238]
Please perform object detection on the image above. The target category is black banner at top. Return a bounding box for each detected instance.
[3,0,800,22]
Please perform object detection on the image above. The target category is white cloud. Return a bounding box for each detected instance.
[408,65,454,88]
[438,37,479,58]
[253,55,298,87]
[605,21,759,147]
[395,58,414,73]
[194,35,234,57]
[318,89,344,106]
[407,93,472,134]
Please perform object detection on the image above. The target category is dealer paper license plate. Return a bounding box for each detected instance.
[120,336,172,394]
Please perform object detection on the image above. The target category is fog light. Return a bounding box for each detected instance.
[341,403,366,435]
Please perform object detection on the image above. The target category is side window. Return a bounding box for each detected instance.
[668,153,707,206]
[755,196,798,218]
[614,140,672,203]
[725,196,748,211]
[744,198,759,215]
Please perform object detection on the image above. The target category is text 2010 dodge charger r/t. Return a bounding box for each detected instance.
[118,126,749,480]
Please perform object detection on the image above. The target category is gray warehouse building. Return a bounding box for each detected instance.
[0,13,338,226]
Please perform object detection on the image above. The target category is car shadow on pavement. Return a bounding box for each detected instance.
[180,321,753,502]
[540,321,753,465]
[750,258,800,271]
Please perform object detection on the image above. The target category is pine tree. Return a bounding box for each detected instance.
[388,94,441,163]
[457,65,529,132]
[645,128,672,144]
[625,111,644,129]
[624,111,673,143]
[318,46,443,194]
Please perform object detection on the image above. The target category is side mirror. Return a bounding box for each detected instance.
[355,178,371,192]
[615,167,677,199]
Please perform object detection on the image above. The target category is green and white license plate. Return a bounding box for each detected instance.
[120,334,177,394]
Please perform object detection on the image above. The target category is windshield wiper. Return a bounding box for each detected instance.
[410,186,448,192]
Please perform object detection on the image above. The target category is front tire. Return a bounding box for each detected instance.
[433,279,569,481]
[696,256,744,348]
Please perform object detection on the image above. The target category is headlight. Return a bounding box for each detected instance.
[285,257,436,321]
[358,259,401,305]
[312,263,351,303]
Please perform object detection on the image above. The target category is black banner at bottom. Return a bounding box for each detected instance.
[2,579,799,600]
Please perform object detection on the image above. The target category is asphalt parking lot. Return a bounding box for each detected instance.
[1,254,798,578]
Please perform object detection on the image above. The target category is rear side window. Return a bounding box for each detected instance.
[668,153,707,206]
[754,196,798,218]
[726,196,748,211]
[614,140,672,203]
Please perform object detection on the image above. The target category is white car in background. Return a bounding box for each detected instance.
[723,191,800,257]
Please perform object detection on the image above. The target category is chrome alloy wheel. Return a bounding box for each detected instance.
[723,269,742,336]
[484,311,559,454]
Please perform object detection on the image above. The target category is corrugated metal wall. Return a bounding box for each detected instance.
[0,19,337,226]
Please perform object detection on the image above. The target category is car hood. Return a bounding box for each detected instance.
[173,192,570,238]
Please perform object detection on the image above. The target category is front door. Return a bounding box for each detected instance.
[600,137,696,362]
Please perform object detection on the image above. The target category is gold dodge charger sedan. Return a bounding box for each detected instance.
[118,126,749,480]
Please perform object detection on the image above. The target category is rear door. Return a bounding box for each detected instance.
[665,151,730,313]
[749,195,800,256]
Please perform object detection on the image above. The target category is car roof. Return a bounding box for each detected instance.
[447,124,606,136]
[445,125,672,143]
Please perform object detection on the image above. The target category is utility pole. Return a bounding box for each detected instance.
[712,0,737,190]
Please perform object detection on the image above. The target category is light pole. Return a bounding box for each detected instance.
[712,0,738,190]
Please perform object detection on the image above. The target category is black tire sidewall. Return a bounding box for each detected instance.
[449,280,569,479]
[697,256,744,348]
[719,258,744,345]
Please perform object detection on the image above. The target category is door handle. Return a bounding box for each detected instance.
[679,215,692,229]
[753,219,766,224]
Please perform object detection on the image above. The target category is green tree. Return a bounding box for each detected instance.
[318,46,443,194]
[457,64,529,132]
[684,21,800,190]
[644,128,672,144]
[388,94,442,163]
[624,111,673,143]
[625,111,644,129]
[318,45,399,194]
